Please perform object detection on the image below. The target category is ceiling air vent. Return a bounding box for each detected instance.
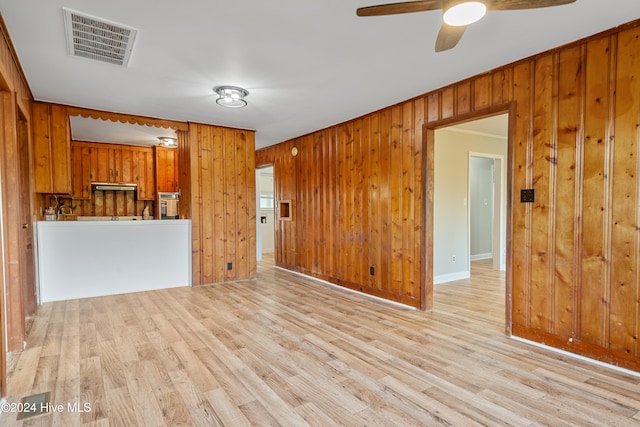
[63,8,138,67]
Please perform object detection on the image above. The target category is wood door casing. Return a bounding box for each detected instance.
[423,105,514,329]
[18,105,36,316]
[1,91,26,353]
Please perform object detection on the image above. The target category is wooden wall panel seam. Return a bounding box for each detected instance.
[572,44,587,341]
[525,61,535,328]
[609,27,638,355]
[547,51,560,334]
[580,36,609,346]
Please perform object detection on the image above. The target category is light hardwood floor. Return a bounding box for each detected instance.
[2,259,640,426]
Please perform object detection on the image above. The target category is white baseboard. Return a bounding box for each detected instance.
[470,253,492,261]
[274,266,416,310]
[510,336,640,378]
[434,271,470,284]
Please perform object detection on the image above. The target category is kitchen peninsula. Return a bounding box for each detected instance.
[36,219,191,302]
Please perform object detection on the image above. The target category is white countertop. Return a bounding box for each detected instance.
[76,215,146,221]
[40,218,184,226]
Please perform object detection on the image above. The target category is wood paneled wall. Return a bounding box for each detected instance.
[257,20,640,371]
[186,123,257,285]
[0,90,24,358]
[256,111,424,308]
[0,17,31,107]
[0,15,35,395]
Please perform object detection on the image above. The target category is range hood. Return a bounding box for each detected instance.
[91,182,137,191]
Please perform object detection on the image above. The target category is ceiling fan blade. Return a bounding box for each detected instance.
[357,0,441,17]
[435,24,466,52]
[486,0,576,11]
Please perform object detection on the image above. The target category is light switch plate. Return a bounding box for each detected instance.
[521,189,535,203]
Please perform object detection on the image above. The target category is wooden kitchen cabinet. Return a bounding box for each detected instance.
[92,144,133,184]
[72,141,155,200]
[94,145,112,182]
[121,148,134,183]
[32,102,72,194]
[132,147,155,200]
[111,146,134,183]
[154,146,179,193]
[70,141,91,199]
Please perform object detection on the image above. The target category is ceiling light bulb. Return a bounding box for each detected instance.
[157,136,177,146]
[443,1,486,26]
[213,85,249,108]
[157,136,177,147]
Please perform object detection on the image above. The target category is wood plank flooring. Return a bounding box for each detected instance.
[2,259,640,426]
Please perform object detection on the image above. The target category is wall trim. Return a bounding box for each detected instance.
[510,336,640,378]
[470,253,492,261]
[275,266,417,310]
[434,271,470,285]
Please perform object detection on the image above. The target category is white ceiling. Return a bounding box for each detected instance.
[1,1,638,149]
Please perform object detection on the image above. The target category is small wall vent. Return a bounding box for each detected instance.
[63,8,138,67]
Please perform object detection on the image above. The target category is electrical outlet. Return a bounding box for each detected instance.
[452,255,456,263]
[227,262,233,270]
[369,266,375,276]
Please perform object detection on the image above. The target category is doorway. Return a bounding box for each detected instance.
[255,165,275,263]
[427,111,511,332]
[469,153,506,272]
[433,114,508,283]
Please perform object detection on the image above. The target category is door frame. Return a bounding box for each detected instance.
[0,140,4,397]
[468,152,506,272]
[17,101,37,316]
[255,164,275,262]
[422,103,514,336]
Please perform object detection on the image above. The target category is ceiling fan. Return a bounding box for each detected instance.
[356,0,576,52]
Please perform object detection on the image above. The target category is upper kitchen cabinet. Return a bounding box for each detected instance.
[132,146,155,200]
[92,143,154,200]
[70,141,155,201]
[155,145,179,193]
[70,141,91,199]
[67,113,185,201]
[92,144,134,184]
[32,102,71,194]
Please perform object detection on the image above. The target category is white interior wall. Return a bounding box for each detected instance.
[256,166,275,260]
[470,156,494,259]
[434,126,507,283]
[255,171,262,261]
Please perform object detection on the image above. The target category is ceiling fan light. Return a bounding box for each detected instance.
[213,85,249,108]
[443,1,486,26]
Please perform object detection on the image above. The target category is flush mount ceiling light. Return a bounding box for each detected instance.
[213,85,249,108]
[443,1,487,26]
[157,136,177,147]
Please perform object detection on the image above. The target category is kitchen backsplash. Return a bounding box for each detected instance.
[40,191,155,219]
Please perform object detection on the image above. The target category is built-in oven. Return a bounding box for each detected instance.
[158,192,179,219]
